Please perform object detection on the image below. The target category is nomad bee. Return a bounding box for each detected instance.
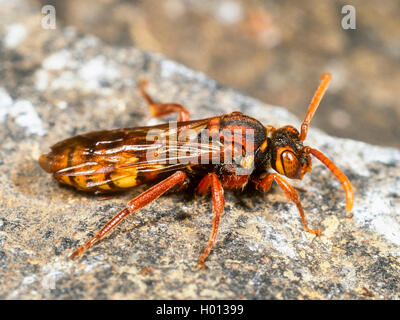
[39,73,354,267]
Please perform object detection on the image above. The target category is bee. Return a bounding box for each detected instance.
[39,73,353,267]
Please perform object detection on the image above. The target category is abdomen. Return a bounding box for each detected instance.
[39,130,146,193]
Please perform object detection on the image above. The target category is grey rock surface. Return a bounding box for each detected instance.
[1,0,400,299]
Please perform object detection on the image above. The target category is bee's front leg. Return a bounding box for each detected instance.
[252,173,322,236]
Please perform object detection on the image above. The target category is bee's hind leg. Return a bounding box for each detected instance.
[138,80,190,122]
[70,171,187,260]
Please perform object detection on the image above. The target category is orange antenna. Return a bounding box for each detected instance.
[299,73,332,141]
[305,147,354,215]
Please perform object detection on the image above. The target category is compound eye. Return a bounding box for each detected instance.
[281,150,300,178]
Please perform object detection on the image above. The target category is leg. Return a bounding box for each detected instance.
[196,173,225,268]
[138,80,190,122]
[253,173,321,236]
[70,171,187,259]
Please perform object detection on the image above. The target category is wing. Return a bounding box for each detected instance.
[41,118,222,192]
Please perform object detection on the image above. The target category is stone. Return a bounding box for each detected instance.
[1,0,399,299]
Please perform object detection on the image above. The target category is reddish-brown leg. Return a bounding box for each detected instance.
[70,171,187,259]
[138,80,190,122]
[253,173,322,236]
[196,173,225,268]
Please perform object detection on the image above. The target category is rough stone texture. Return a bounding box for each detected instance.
[1,0,400,299]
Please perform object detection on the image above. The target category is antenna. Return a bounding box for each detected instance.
[305,147,354,214]
[299,73,332,141]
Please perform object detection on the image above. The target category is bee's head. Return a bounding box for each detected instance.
[268,73,333,180]
[265,73,353,213]
[270,126,312,179]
